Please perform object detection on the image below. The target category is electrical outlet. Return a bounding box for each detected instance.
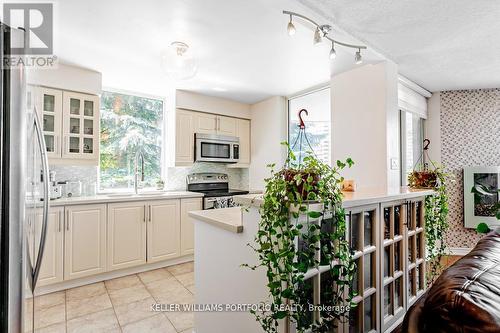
[390,158,399,170]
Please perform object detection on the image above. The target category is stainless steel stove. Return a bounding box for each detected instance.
[187,173,249,209]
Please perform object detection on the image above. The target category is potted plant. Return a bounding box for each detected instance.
[244,143,356,333]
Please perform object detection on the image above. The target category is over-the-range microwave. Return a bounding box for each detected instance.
[195,133,239,163]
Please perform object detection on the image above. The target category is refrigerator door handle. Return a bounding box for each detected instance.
[31,109,50,291]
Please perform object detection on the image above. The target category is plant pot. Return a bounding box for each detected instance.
[282,169,320,200]
[408,171,438,189]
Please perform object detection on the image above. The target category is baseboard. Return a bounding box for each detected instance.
[447,247,472,256]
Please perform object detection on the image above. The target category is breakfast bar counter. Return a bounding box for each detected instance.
[190,187,434,333]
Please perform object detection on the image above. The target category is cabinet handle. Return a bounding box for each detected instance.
[143,205,146,222]
[58,211,62,232]
[149,205,152,222]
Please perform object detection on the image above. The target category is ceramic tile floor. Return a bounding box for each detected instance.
[29,261,195,333]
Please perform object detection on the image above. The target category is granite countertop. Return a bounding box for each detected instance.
[188,187,435,235]
[49,191,204,206]
[189,207,243,233]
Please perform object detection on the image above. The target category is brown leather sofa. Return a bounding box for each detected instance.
[398,227,500,333]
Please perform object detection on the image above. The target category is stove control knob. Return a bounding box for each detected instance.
[224,176,228,180]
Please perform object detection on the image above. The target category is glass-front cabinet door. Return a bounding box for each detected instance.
[406,199,426,307]
[35,87,63,159]
[380,201,406,332]
[62,91,99,160]
[346,204,379,333]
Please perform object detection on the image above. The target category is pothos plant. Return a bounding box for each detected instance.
[244,143,357,333]
[409,166,450,285]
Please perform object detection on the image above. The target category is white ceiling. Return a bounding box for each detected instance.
[299,0,500,92]
[51,0,382,103]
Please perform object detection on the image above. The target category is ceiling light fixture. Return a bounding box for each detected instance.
[355,49,363,64]
[329,41,337,59]
[283,10,367,64]
[161,41,198,80]
[287,14,296,36]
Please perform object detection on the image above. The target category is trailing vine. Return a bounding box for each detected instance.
[409,167,450,285]
[244,144,356,333]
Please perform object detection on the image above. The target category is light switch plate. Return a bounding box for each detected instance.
[390,158,399,170]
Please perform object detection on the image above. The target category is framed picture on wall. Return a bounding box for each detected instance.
[464,166,500,229]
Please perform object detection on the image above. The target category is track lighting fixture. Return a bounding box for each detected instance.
[283,10,367,65]
[355,49,363,64]
[287,15,296,36]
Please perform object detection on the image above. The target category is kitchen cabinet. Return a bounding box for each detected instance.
[33,86,99,164]
[35,207,64,287]
[147,200,181,262]
[175,109,250,166]
[175,109,195,166]
[107,202,147,271]
[228,118,251,167]
[180,198,202,256]
[64,204,106,280]
[62,91,99,161]
[217,115,237,136]
[35,87,63,159]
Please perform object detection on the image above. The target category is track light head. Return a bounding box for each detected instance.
[313,27,322,45]
[355,49,363,64]
[287,15,296,36]
[329,42,337,59]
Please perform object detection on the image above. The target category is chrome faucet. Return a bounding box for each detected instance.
[134,148,145,194]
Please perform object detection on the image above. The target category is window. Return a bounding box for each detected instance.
[400,110,424,186]
[288,87,331,165]
[99,91,164,191]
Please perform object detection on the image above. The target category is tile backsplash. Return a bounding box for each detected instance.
[50,163,249,192]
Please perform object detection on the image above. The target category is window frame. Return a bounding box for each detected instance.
[286,83,332,165]
[399,109,425,186]
[98,87,167,193]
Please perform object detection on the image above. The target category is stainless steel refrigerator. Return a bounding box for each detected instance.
[0,23,50,332]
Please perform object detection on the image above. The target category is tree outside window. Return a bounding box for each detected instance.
[99,91,163,190]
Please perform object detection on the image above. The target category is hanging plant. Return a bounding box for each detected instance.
[408,139,451,285]
[244,142,356,333]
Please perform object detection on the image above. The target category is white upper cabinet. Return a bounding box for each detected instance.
[35,87,63,159]
[175,109,250,167]
[33,86,99,165]
[217,116,237,136]
[62,91,99,161]
[175,109,195,166]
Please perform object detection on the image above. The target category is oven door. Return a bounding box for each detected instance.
[195,134,239,163]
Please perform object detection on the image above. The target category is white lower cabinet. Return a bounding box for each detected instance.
[64,204,107,280]
[38,197,201,286]
[107,202,147,271]
[36,207,64,287]
[180,198,202,256]
[147,200,181,262]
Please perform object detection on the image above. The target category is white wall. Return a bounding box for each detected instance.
[331,61,400,190]
[249,96,287,190]
[425,92,442,164]
[176,90,251,119]
[27,63,102,95]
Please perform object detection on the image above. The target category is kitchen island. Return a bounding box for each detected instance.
[189,187,434,333]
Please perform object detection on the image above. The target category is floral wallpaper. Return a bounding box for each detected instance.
[440,89,500,249]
